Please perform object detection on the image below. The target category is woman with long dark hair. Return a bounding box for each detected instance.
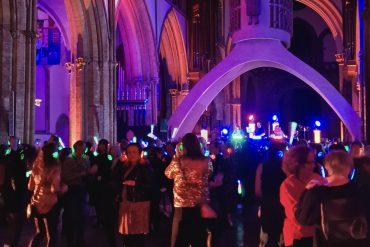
[28,142,61,247]
[255,141,287,247]
[165,133,212,247]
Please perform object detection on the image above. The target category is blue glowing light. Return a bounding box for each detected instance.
[141,140,149,148]
[320,166,326,178]
[317,151,324,158]
[315,121,321,127]
[272,115,278,121]
[221,128,228,135]
[277,150,284,158]
[350,169,356,180]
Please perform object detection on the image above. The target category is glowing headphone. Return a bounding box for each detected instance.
[7,137,20,146]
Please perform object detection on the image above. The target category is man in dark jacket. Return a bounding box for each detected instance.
[2,136,28,247]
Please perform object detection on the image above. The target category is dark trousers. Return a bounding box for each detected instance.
[3,211,24,247]
[293,237,313,247]
[30,205,59,247]
[63,185,86,247]
[171,207,207,247]
[122,234,145,247]
[95,183,117,247]
[260,197,284,247]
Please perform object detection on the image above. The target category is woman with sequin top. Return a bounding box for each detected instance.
[165,133,212,247]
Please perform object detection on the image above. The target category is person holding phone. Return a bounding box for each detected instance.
[116,143,152,247]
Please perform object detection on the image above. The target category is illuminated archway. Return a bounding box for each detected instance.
[159,9,188,86]
[168,39,361,140]
[296,0,343,52]
[37,0,71,49]
[116,0,158,81]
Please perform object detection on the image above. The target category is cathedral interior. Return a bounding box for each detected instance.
[0,0,370,145]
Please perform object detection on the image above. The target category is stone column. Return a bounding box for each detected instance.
[150,77,160,124]
[169,89,179,114]
[107,0,117,142]
[231,103,241,128]
[24,0,37,144]
[335,53,346,141]
[230,77,241,128]
[67,58,85,145]
[0,0,37,144]
[178,90,189,107]
[364,0,370,140]
[0,1,13,143]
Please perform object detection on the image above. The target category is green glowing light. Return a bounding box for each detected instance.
[52,151,59,159]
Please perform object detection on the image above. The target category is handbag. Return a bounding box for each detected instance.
[200,203,217,219]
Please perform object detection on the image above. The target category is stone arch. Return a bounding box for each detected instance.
[318,29,336,63]
[168,39,361,140]
[296,0,343,52]
[290,18,319,65]
[60,0,114,143]
[37,0,71,49]
[116,0,158,81]
[159,8,188,86]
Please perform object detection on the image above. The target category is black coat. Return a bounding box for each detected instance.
[2,149,28,213]
[114,161,152,202]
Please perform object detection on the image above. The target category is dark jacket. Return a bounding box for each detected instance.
[114,161,152,202]
[93,154,112,184]
[295,181,370,247]
[2,149,28,213]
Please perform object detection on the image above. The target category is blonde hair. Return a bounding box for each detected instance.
[324,150,353,175]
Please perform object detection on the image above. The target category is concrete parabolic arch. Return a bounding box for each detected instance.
[168,39,361,140]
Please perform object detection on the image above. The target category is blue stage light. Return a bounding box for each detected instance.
[315,120,321,127]
[221,128,228,135]
[272,115,278,121]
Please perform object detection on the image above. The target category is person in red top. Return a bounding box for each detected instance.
[280,145,326,247]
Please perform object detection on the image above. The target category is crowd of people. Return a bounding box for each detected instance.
[0,133,370,247]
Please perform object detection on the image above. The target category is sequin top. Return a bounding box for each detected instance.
[165,157,212,208]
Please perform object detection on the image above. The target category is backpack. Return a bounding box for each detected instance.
[320,192,368,242]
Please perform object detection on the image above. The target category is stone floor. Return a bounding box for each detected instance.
[0,204,260,247]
